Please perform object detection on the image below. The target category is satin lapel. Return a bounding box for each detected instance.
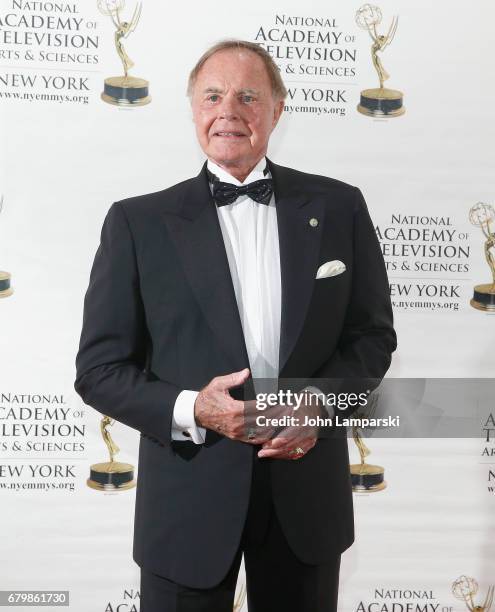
[267,159,326,376]
[160,163,250,373]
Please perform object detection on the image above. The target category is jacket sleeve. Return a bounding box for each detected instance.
[311,187,397,418]
[74,201,181,446]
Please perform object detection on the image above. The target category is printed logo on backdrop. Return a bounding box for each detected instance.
[355,588,449,612]
[0,392,85,493]
[0,1,152,106]
[482,412,495,495]
[375,213,472,313]
[104,588,139,612]
[0,1,100,105]
[252,14,359,118]
[352,577,494,612]
[251,6,404,120]
[101,585,246,611]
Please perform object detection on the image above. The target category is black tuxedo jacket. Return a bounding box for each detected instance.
[75,159,396,588]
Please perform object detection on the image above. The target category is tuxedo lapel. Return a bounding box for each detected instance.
[160,163,250,373]
[267,159,326,376]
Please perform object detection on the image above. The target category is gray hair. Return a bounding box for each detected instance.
[186,39,288,100]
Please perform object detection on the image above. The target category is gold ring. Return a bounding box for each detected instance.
[289,447,304,457]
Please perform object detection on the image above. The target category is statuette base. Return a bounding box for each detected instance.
[350,463,387,492]
[101,76,151,107]
[358,88,405,118]
[0,271,13,298]
[470,284,495,312]
[87,461,136,491]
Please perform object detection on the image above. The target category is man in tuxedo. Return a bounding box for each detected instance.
[75,39,396,612]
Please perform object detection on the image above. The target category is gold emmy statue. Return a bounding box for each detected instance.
[349,394,386,492]
[469,202,495,311]
[355,4,405,117]
[97,0,151,106]
[0,196,13,299]
[87,416,136,491]
[452,576,494,612]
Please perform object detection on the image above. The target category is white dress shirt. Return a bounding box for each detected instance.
[171,156,281,443]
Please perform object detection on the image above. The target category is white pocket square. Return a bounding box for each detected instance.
[316,260,346,279]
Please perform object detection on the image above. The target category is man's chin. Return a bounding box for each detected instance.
[207,150,250,169]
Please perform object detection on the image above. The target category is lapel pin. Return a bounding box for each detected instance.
[309,217,319,227]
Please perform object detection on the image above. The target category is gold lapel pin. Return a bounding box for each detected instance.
[309,218,319,227]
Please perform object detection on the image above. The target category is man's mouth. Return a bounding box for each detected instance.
[214,131,247,138]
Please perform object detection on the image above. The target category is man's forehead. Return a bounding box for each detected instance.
[195,50,270,84]
[203,48,261,67]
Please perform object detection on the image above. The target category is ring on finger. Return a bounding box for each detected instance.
[288,446,305,458]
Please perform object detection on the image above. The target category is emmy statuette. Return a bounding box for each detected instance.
[87,415,136,491]
[98,0,151,106]
[355,4,405,117]
[469,202,495,311]
[349,394,386,492]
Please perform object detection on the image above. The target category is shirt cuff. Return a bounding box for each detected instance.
[172,390,206,444]
[302,385,335,419]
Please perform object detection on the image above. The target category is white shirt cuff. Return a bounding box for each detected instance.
[172,390,206,444]
[302,385,335,419]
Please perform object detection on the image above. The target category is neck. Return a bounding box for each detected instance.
[208,156,265,183]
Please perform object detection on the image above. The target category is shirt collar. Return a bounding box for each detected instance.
[206,157,270,186]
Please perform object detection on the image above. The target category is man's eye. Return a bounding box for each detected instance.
[208,94,220,102]
[242,95,254,103]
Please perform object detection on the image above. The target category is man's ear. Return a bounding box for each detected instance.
[189,97,195,123]
[272,98,285,128]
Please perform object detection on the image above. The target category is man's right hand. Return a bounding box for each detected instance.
[194,368,265,443]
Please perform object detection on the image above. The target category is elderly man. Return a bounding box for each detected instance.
[75,39,396,612]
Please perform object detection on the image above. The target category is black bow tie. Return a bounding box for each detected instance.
[207,168,273,207]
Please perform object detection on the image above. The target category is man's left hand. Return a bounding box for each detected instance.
[256,392,325,460]
[257,435,317,460]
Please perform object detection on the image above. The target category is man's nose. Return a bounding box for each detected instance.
[218,93,240,120]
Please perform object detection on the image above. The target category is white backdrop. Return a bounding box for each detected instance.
[1,0,494,610]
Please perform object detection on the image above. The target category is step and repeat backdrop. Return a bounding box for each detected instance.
[1,0,494,610]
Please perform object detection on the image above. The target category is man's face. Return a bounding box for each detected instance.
[191,49,284,177]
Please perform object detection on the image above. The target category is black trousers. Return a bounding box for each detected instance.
[140,452,341,612]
